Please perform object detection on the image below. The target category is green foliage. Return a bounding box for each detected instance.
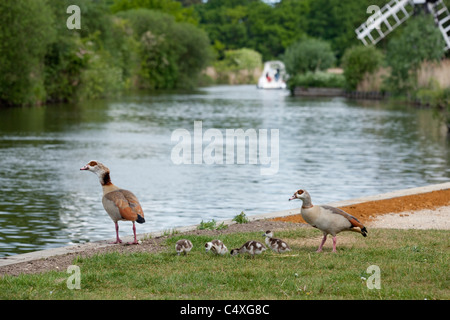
[214,48,262,72]
[0,0,211,106]
[341,45,384,90]
[2,0,449,106]
[77,49,125,101]
[195,0,392,61]
[111,0,199,24]
[416,81,450,131]
[118,9,212,90]
[195,0,309,60]
[209,48,262,85]
[0,0,55,105]
[283,38,336,76]
[288,71,345,90]
[44,34,88,102]
[43,0,135,102]
[197,219,228,230]
[232,211,249,224]
[385,14,446,93]
[305,0,389,59]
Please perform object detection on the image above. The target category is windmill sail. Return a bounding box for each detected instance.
[355,0,415,46]
[355,0,450,51]
[428,0,450,50]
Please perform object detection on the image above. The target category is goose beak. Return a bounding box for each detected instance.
[289,195,296,201]
[80,165,89,171]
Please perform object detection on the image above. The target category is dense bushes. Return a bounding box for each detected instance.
[341,45,384,90]
[0,0,55,105]
[118,9,212,90]
[288,72,345,90]
[283,37,340,91]
[283,38,336,76]
[385,14,446,94]
[0,0,212,106]
[2,0,449,110]
[214,48,262,72]
[111,0,199,25]
[210,48,262,84]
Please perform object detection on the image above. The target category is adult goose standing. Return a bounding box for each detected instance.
[80,160,145,245]
[289,189,367,252]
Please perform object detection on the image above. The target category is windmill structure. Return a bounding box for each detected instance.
[355,0,450,51]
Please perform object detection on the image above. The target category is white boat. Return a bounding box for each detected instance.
[257,60,287,89]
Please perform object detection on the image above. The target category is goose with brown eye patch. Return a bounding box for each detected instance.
[289,188,368,253]
[80,160,145,245]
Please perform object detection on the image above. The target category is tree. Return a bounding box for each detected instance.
[44,0,132,102]
[341,45,384,90]
[305,0,391,59]
[118,9,212,89]
[195,0,309,61]
[0,0,55,105]
[385,13,446,93]
[111,0,199,24]
[283,38,336,76]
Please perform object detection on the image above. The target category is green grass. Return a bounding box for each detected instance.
[197,219,228,230]
[0,228,448,300]
[232,211,249,224]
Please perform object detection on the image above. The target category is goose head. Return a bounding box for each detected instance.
[205,242,213,253]
[80,160,109,175]
[289,189,309,201]
[80,160,112,185]
[230,249,239,256]
[262,230,273,238]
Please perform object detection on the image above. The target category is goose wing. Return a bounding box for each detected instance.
[103,189,145,222]
[321,205,365,230]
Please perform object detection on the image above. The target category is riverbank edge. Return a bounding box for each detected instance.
[1,182,449,268]
[292,87,388,100]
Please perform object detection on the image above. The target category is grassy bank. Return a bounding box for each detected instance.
[0,228,448,300]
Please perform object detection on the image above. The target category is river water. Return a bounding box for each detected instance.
[0,85,449,257]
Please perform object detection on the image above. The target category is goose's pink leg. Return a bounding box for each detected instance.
[110,222,122,244]
[332,236,337,253]
[317,234,327,252]
[127,222,139,245]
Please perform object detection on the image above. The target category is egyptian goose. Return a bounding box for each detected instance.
[176,239,193,255]
[262,230,291,253]
[205,239,228,255]
[230,240,266,257]
[80,160,145,245]
[289,189,368,253]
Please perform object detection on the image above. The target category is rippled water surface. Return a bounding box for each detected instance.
[0,85,449,257]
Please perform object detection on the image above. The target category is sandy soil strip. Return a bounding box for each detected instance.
[273,188,450,230]
[367,205,450,230]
